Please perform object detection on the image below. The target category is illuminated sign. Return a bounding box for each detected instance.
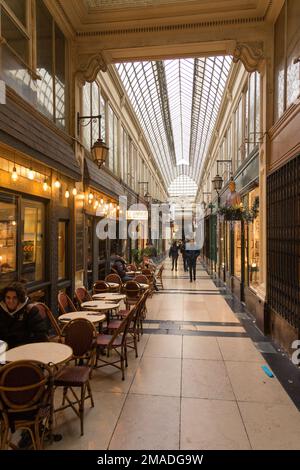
[126,210,148,221]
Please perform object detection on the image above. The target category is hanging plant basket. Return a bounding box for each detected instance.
[218,196,259,223]
[218,206,244,221]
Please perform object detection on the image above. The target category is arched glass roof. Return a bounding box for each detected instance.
[116,56,232,197]
[168,174,198,198]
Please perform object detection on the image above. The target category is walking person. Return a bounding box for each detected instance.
[185,240,200,282]
[169,241,179,271]
[180,241,188,272]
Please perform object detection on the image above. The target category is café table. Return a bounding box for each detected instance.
[92,293,126,302]
[0,342,73,444]
[0,342,73,366]
[81,300,120,311]
[106,282,120,289]
[58,311,106,325]
[137,283,149,290]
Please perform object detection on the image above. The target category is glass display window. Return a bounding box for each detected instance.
[0,192,17,277]
[248,187,260,290]
[234,221,242,280]
[225,221,231,273]
[21,200,45,283]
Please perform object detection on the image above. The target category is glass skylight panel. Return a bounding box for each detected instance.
[116,55,232,198]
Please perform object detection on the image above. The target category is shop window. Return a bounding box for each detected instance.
[274,0,300,122]
[55,24,66,129]
[1,4,29,64]
[58,221,67,281]
[21,200,45,283]
[233,221,242,280]
[0,192,17,280]
[248,188,260,290]
[108,105,118,174]
[4,0,27,26]
[287,0,300,108]
[36,1,66,128]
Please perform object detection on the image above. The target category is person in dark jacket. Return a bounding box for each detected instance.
[185,241,201,282]
[0,282,48,349]
[180,241,188,272]
[169,242,179,271]
[112,256,134,282]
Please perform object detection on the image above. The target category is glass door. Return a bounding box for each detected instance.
[21,199,45,283]
[0,192,17,287]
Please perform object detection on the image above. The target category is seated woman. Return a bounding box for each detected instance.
[0,282,48,349]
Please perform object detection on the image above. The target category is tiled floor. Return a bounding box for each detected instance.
[51,260,300,450]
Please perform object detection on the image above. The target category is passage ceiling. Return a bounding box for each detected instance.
[116,56,232,196]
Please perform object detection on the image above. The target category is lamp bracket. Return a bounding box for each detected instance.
[77,113,102,136]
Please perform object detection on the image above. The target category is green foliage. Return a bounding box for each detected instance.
[131,249,143,264]
[218,196,259,223]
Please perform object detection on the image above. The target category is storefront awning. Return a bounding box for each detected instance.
[0,95,81,179]
[84,157,126,200]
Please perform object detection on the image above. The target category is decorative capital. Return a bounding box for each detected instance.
[232,42,265,73]
[76,53,108,87]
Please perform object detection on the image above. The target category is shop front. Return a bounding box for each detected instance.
[0,94,81,312]
[83,158,125,288]
[0,148,80,312]
[218,153,262,322]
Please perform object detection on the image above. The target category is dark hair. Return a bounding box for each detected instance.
[1,282,27,304]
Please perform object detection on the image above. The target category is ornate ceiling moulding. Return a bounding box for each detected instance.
[76,16,265,38]
[232,42,265,73]
[76,53,108,86]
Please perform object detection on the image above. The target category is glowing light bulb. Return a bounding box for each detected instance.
[72,187,77,196]
[65,189,70,199]
[101,199,104,205]
[43,179,48,191]
[88,193,94,201]
[28,167,35,180]
[54,179,61,189]
[12,221,16,226]
[11,166,18,181]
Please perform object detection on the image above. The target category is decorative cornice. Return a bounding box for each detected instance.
[76,16,265,38]
[76,53,108,86]
[56,0,76,36]
[232,42,265,73]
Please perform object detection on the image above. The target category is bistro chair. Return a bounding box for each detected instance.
[54,319,96,436]
[105,274,122,292]
[0,360,53,450]
[33,302,62,341]
[75,287,92,308]
[106,294,145,357]
[155,265,165,290]
[58,292,77,316]
[141,269,155,296]
[123,280,143,308]
[133,274,149,285]
[105,273,122,286]
[93,281,110,295]
[95,307,135,381]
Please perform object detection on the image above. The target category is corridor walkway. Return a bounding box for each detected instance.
[52,259,300,450]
